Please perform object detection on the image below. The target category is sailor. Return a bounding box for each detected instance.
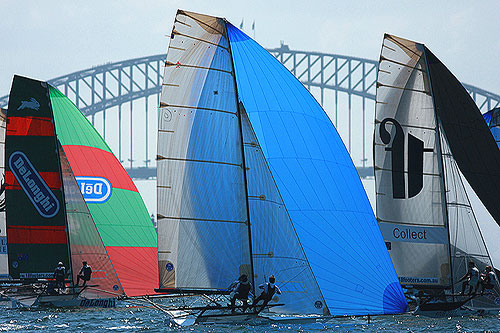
[76,261,92,287]
[252,275,282,312]
[478,265,496,295]
[53,262,66,291]
[229,274,252,314]
[459,261,480,295]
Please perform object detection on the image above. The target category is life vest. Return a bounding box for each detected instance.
[265,283,276,298]
[486,271,496,284]
[54,266,65,280]
[470,267,480,283]
[82,265,92,279]
[237,281,251,298]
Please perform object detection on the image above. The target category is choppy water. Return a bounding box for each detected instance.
[1,302,499,332]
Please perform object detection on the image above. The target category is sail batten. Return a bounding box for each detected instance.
[158,10,251,291]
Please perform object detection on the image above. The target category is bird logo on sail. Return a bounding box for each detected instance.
[17,98,40,111]
[379,118,433,199]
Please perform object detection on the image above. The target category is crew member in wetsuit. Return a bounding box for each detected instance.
[252,275,281,312]
[459,261,480,295]
[229,274,252,313]
[478,265,496,295]
[76,261,92,287]
[53,262,66,291]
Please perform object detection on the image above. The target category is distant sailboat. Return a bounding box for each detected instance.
[154,10,407,324]
[374,34,500,316]
[483,107,500,149]
[1,75,157,307]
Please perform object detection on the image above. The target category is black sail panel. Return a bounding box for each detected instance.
[425,48,500,228]
[5,75,69,279]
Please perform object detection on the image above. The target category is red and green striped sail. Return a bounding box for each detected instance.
[49,87,158,296]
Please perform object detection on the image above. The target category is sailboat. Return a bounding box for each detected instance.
[0,75,158,307]
[374,34,500,316]
[483,107,500,149]
[153,10,407,325]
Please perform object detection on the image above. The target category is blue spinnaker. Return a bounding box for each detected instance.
[227,23,407,315]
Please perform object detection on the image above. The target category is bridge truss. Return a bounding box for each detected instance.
[1,45,499,179]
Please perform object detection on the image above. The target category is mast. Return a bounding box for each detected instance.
[422,47,455,296]
[52,135,73,285]
[225,19,255,294]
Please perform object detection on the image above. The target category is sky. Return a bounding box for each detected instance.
[1,0,500,95]
[2,1,500,264]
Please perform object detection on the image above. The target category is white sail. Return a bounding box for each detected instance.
[0,108,7,278]
[157,11,251,290]
[374,35,450,287]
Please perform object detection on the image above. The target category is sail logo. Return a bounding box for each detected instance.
[379,118,433,199]
[379,222,448,244]
[17,97,40,111]
[75,177,112,203]
[9,151,60,218]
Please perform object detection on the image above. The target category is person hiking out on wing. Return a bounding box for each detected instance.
[459,261,480,295]
[229,274,252,314]
[478,265,496,295]
[252,275,281,312]
[53,262,66,292]
[76,261,92,287]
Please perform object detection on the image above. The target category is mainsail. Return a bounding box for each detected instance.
[6,76,70,279]
[375,34,500,308]
[158,10,407,316]
[157,11,251,291]
[3,75,132,299]
[49,87,158,297]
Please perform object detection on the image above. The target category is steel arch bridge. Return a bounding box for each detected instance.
[1,44,499,179]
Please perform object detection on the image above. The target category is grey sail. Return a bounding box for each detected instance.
[439,125,500,308]
[374,34,450,288]
[375,33,500,309]
[157,11,251,290]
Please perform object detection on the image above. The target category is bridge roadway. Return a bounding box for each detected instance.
[1,46,499,179]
